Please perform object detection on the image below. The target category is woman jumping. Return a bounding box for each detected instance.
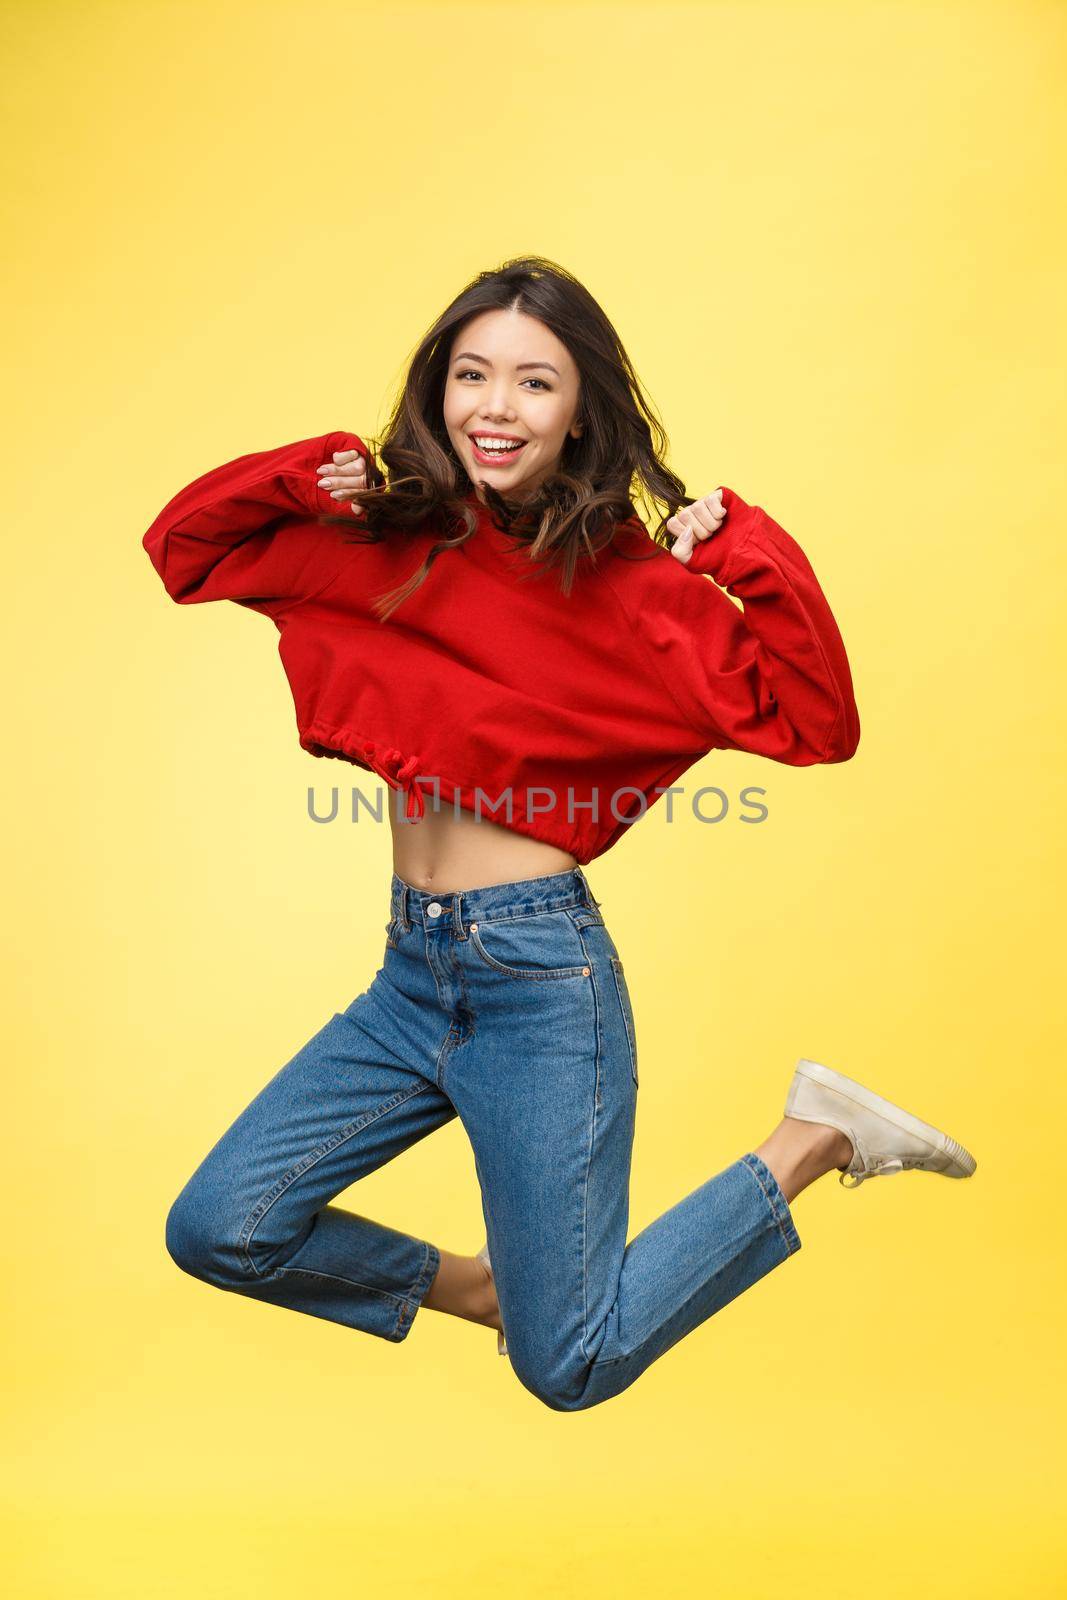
[143,254,976,1411]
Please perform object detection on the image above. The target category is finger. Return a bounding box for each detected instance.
[666,510,706,543]
[316,465,368,490]
[686,498,725,538]
[668,522,695,564]
[316,451,365,475]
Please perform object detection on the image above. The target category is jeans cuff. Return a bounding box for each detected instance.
[391,1240,441,1342]
[740,1151,803,1258]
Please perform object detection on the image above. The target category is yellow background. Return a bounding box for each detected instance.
[4,0,1064,1594]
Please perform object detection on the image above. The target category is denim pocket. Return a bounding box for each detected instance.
[467,909,591,982]
[384,913,403,950]
[609,956,639,1087]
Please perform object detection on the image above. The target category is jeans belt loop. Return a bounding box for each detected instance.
[453,891,467,939]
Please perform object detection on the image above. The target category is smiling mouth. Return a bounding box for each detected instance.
[469,436,528,465]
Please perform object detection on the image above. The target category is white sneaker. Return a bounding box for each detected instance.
[785,1058,978,1188]
[475,1242,508,1356]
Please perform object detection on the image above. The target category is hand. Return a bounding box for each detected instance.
[667,490,727,564]
[315,449,369,516]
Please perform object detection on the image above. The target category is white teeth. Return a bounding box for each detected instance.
[473,437,523,452]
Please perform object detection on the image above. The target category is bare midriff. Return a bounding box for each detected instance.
[389,793,579,893]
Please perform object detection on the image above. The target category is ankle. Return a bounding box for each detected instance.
[774,1115,852,1169]
[755,1117,854,1202]
[424,1248,500,1329]
[470,1254,502,1330]
[805,1121,854,1172]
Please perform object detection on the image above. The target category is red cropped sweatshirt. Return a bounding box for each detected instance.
[142,430,860,863]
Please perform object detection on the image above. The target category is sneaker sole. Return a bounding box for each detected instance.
[794,1058,977,1178]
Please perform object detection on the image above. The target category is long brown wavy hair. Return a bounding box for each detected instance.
[317,254,690,620]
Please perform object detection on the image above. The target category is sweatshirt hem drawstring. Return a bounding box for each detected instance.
[359,740,426,821]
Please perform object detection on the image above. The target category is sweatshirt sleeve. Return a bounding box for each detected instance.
[622,487,860,765]
[141,429,370,616]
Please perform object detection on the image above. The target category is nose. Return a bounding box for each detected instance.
[479,385,515,421]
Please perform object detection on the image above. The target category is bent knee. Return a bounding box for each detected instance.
[165,1187,250,1289]
[509,1351,598,1413]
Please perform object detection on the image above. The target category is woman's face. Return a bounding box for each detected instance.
[443,308,583,503]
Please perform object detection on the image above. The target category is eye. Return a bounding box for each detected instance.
[455,368,551,392]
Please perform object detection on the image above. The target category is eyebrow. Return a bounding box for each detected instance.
[452,350,561,378]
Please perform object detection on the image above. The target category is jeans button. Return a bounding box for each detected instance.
[427,901,443,918]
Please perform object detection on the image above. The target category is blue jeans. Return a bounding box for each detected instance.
[166,866,802,1411]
